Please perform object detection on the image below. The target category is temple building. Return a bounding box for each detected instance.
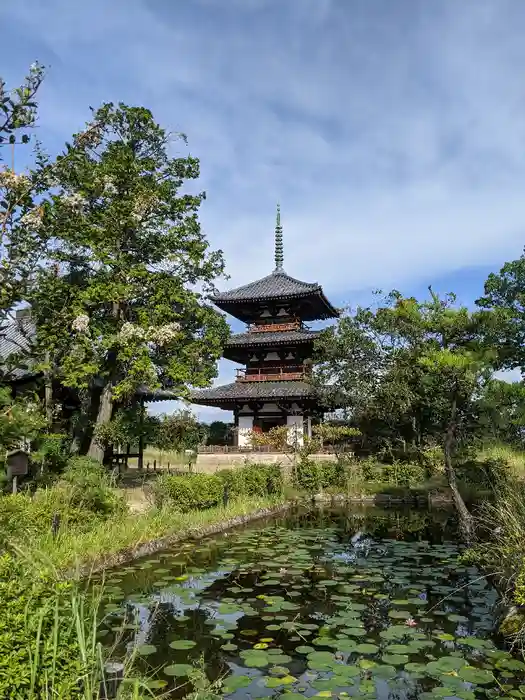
[190,206,340,447]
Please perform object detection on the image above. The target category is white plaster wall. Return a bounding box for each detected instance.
[306,415,312,438]
[238,415,254,447]
[286,414,304,447]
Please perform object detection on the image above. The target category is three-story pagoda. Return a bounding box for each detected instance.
[191,206,339,447]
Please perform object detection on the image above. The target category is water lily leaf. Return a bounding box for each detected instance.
[221,643,238,651]
[457,666,494,685]
[223,675,252,692]
[355,643,379,654]
[434,633,455,641]
[265,675,296,687]
[296,645,314,654]
[163,663,193,676]
[382,653,409,665]
[136,644,156,656]
[169,640,196,650]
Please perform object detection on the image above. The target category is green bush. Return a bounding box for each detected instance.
[294,459,346,493]
[153,463,283,510]
[152,473,224,511]
[60,456,126,517]
[381,461,425,487]
[0,553,98,699]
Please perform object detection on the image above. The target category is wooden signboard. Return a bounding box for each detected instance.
[6,450,29,493]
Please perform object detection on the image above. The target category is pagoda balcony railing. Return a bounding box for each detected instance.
[249,320,301,333]
[236,365,307,382]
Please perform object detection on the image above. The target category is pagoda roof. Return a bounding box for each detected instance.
[225,327,320,348]
[211,270,320,304]
[190,379,317,408]
[211,271,339,320]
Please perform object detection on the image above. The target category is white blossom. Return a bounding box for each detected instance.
[61,192,86,212]
[119,322,146,342]
[150,322,181,347]
[0,169,30,189]
[20,207,43,231]
[131,193,158,223]
[102,175,118,196]
[72,314,90,333]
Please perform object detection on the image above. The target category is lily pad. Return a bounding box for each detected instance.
[169,639,196,650]
[163,663,193,676]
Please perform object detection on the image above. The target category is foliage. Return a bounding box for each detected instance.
[153,463,283,510]
[0,457,125,549]
[27,103,229,459]
[315,290,497,539]
[206,420,233,446]
[153,410,207,453]
[477,251,525,372]
[152,472,224,511]
[0,386,45,456]
[0,553,99,699]
[217,463,283,498]
[29,432,69,477]
[463,473,525,642]
[0,63,49,324]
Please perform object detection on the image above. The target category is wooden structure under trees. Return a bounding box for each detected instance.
[190,205,340,448]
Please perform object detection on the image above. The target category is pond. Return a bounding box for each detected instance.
[96,505,525,699]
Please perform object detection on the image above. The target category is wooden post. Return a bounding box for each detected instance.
[12,475,17,494]
[99,661,125,699]
[138,397,145,470]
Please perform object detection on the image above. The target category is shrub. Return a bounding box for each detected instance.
[294,459,347,493]
[152,473,223,511]
[0,553,99,699]
[381,461,425,487]
[238,463,283,496]
[60,456,127,517]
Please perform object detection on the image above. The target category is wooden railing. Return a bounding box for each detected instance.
[249,320,301,333]
[236,365,306,382]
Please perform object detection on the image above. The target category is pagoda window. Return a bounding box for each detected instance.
[260,309,271,318]
[264,351,280,361]
[285,351,294,360]
[277,307,288,316]
[249,354,259,363]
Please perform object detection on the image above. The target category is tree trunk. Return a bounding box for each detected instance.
[87,381,113,462]
[44,352,54,426]
[443,393,473,543]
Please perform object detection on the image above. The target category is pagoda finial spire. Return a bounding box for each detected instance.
[274,202,284,272]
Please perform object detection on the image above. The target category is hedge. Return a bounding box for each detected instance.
[152,463,283,512]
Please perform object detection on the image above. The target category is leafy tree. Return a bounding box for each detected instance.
[0,62,46,325]
[206,420,232,446]
[29,103,229,460]
[153,410,207,452]
[315,290,495,540]
[477,252,525,371]
[0,387,45,456]
[477,379,525,446]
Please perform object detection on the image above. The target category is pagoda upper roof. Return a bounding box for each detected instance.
[210,270,339,321]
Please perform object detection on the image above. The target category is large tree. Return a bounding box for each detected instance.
[30,103,229,460]
[315,290,495,540]
[477,252,525,372]
[0,62,46,327]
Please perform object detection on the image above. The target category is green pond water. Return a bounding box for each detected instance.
[96,506,525,699]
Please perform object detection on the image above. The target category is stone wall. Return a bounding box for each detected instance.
[196,451,337,471]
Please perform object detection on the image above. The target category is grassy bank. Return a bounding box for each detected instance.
[28,495,286,575]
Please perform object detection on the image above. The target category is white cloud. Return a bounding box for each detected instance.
[3,0,525,418]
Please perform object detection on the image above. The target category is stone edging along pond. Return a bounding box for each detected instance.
[76,490,455,579]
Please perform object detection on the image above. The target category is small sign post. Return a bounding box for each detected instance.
[6,449,29,494]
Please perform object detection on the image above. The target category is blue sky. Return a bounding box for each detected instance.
[2,0,525,421]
